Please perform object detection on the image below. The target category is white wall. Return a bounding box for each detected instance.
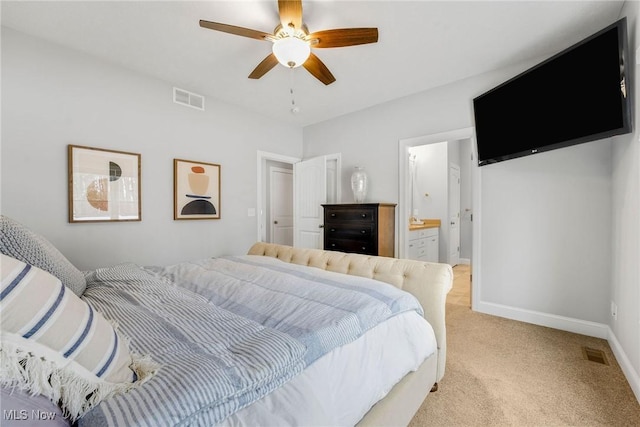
[480,141,611,323]
[303,74,485,204]
[1,28,302,270]
[610,0,640,401]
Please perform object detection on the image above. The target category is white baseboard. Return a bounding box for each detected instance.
[607,328,640,404]
[475,301,609,338]
[474,300,640,404]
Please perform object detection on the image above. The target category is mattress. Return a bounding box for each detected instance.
[221,310,436,426]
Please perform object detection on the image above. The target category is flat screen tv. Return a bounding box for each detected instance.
[473,17,631,167]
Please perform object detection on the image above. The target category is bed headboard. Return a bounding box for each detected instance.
[247,242,453,382]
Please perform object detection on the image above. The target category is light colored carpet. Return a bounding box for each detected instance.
[409,303,640,426]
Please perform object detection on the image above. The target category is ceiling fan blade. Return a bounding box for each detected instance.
[199,20,271,41]
[309,28,379,48]
[278,0,303,30]
[303,53,336,85]
[248,54,279,79]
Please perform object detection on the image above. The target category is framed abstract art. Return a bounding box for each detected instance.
[174,159,221,220]
[68,145,141,223]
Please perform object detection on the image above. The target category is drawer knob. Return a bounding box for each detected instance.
[361,214,367,218]
[361,246,366,250]
[330,228,336,232]
[361,230,366,234]
[331,243,336,247]
[331,213,336,217]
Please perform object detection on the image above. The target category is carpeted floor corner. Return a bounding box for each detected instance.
[409,303,640,426]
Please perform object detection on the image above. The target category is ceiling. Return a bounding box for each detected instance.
[1,1,625,127]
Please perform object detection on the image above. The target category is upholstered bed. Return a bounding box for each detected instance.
[0,216,453,426]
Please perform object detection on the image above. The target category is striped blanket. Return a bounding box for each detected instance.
[151,255,424,365]
[77,263,306,427]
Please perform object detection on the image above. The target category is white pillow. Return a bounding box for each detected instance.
[0,254,158,421]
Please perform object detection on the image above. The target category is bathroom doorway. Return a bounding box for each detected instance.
[398,127,478,308]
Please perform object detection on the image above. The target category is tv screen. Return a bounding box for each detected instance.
[473,17,631,166]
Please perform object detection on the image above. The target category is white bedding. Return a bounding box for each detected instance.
[221,311,436,426]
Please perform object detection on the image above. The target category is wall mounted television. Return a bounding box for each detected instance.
[473,17,632,167]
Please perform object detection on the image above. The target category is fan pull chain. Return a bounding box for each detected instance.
[290,68,300,114]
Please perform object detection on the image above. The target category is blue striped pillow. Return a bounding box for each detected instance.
[0,254,157,421]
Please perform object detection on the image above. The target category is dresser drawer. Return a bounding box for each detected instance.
[326,224,374,240]
[325,239,376,255]
[325,207,376,223]
[410,227,438,240]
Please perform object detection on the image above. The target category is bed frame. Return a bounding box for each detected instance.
[247,242,453,426]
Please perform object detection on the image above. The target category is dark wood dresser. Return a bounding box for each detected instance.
[322,203,396,257]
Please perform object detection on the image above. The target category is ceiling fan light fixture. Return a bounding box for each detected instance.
[199,0,379,85]
[272,37,310,68]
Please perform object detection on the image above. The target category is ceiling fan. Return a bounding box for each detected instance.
[199,0,378,85]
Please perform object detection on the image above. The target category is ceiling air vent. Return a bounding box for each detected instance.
[173,87,205,111]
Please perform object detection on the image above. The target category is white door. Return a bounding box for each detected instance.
[294,156,327,249]
[269,166,293,246]
[449,164,461,266]
[293,154,341,249]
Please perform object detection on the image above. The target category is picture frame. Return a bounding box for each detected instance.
[174,159,221,220]
[68,145,141,223]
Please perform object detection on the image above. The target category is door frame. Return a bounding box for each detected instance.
[398,127,482,310]
[257,151,300,243]
[448,163,461,266]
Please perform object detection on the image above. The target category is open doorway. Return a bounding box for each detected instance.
[404,143,471,266]
[257,151,299,244]
[257,151,342,248]
[398,127,478,309]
